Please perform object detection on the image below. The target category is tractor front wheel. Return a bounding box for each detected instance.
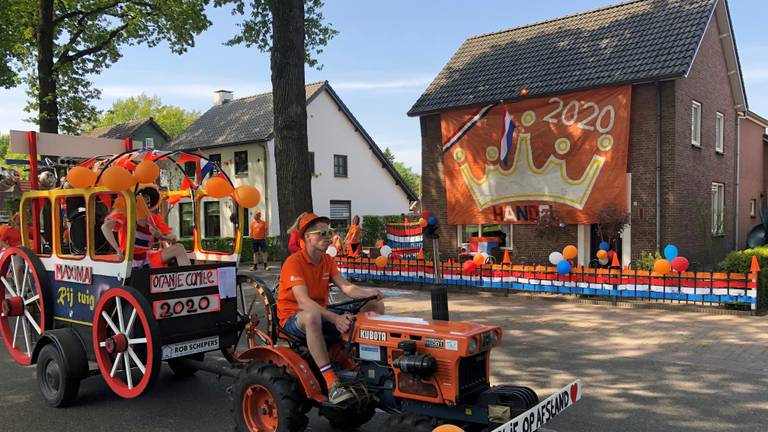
[232,361,308,432]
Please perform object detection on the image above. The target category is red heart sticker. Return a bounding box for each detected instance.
[570,382,579,401]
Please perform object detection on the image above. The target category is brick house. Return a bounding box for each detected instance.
[410,0,750,268]
[737,112,768,248]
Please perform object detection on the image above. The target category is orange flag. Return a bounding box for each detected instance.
[417,248,424,259]
[502,248,511,264]
[750,255,760,273]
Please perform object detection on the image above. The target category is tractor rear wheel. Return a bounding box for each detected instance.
[232,361,308,432]
[320,402,377,430]
[382,413,435,432]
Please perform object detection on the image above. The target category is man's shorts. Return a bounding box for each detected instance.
[281,304,358,342]
[252,239,267,252]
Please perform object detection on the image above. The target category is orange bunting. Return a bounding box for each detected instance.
[180,177,196,191]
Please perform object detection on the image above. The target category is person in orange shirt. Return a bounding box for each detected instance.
[249,211,269,271]
[0,213,22,249]
[278,213,384,405]
[344,214,361,256]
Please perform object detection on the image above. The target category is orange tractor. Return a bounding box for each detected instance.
[222,282,581,432]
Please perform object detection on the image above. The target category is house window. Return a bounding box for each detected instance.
[309,151,315,175]
[235,151,248,175]
[711,182,725,236]
[179,203,194,238]
[715,112,724,153]
[145,137,154,148]
[208,153,221,176]
[691,101,702,147]
[204,201,221,238]
[750,199,757,218]
[184,162,196,179]
[330,200,351,229]
[334,154,348,178]
[132,140,142,149]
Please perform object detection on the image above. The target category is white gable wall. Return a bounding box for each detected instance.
[305,90,411,223]
[176,88,412,240]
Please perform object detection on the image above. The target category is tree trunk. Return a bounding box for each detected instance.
[37,0,57,133]
[270,0,313,257]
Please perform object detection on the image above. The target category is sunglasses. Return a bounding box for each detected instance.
[306,228,335,237]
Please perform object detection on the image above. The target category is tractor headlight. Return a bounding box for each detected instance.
[468,337,478,354]
[489,331,499,347]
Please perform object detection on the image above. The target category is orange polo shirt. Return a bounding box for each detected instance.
[249,220,267,240]
[277,247,340,326]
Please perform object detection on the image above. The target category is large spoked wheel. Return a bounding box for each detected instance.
[222,274,276,364]
[0,247,51,365]
[93,286,161,399]
[232,361,308,432]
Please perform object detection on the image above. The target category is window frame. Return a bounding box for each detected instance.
[183,161,197,179]
[203,201,221,238]
[145,137,154,148]
[334,154,348,178]
[750,198,757,218]
[179,202,194,238]
[691,100,702,147]
[208,153,221,176]
[715,112,724,154]
[329,200,351,229]
[711,182,725,236]
[234,150,249,176]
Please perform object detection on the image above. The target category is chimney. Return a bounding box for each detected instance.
[213,90,233,106]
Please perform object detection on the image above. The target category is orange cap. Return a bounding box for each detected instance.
[297,213,331,237]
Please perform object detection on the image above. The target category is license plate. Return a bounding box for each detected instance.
[161,336,220,360]
[153,294,221,320]
[491,379,582,432]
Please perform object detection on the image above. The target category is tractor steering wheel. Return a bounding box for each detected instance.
[328,295,379,315]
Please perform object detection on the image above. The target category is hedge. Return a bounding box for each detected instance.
[719,246,768,274]
[179,236,282,262]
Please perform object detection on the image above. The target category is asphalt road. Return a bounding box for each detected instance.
[3,278,767,431]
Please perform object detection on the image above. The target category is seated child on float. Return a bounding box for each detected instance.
[100,185,190,268]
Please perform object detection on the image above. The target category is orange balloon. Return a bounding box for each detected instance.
[135,159,160,184]
[653,259,672,275]
[375,255,388,268]
[206,176,234,199]
[473,253,486,266]
[67,166,97,189]
[562,245,578,260]
[102,166,137,192]
[419,218,428,228]
[433,425,465,432]
[596,249,608,260]
[233,185,261,208]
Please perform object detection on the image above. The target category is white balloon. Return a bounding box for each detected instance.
[380,245,392,257]
[598,258,609,266]
[549,251,564,265]
[326,246,338,257]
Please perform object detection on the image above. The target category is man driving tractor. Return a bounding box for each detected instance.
[277,213,384,405]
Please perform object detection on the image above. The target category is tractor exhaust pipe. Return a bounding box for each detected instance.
[430,236,449,321]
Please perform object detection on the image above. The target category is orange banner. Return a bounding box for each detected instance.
[440,85,631,225]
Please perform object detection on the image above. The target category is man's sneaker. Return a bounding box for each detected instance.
[264,265,271,271]
[251,266,257,271]
[328,382,355,405]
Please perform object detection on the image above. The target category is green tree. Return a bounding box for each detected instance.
[1,1,214,134]
[221,0,337,255]
[383,147,420,198]
[92,94,200,139]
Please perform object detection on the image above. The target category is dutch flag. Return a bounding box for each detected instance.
[499,108,516,166]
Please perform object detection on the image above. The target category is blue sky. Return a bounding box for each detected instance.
[1,1,766,173]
